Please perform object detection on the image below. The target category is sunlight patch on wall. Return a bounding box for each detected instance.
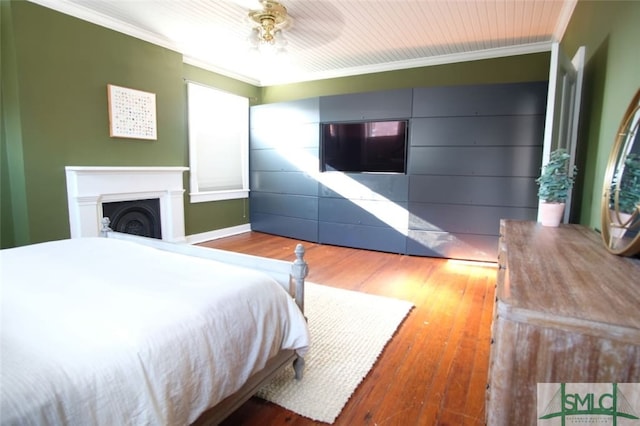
[273,144,410,236]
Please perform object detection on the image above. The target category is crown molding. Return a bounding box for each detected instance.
[27,0,555,88]
[552,0,579,42]
[28,0,181,53]
[182,56,262,87]
[256,42,554,86]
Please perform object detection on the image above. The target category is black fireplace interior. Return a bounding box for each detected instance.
[102,198,162,239]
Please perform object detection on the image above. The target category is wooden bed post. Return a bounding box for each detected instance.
[100,217,112,237]
[290,244,308,313]
[290,243,308,381]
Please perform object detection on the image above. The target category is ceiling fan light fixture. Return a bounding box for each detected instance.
[248,0,290,49]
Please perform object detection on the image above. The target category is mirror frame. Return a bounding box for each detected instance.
[600,88,640,256]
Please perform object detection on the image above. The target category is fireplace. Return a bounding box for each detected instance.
[102,198,162,239]
[65,166,188,242]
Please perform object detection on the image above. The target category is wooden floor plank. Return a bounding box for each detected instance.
[439,272,493,419]
[365,270,460,424]
[203,232,497,426]
[332,258,439,425]
[464,273,494,422]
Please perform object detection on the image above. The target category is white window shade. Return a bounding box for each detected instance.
[187,82,249,202]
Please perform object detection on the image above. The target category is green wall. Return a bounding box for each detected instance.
[561,0,640,230]
[1,0,259,247]
[3,0,638,247]
[1,0,24,247]
[261,53,550,103]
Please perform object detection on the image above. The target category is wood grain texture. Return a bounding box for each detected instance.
[497,220,640,328]
[198,231,497,425]
[487,220,640,426]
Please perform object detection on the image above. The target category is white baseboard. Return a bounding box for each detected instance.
[185,224,251,245]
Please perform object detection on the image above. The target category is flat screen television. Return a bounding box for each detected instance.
[320,120,408,173]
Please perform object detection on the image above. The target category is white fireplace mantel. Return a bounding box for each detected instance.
[65,166,189,242]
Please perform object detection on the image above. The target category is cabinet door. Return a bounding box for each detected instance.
[319,89,412,122]
[412,82,548,117]
[250,98,319,128]
[249,99,321,242]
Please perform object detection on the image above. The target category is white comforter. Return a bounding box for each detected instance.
[0,238,309,426]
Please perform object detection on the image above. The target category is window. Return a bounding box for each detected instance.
[187,82,249,203]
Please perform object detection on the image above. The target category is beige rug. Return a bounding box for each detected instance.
[257,282,413,424]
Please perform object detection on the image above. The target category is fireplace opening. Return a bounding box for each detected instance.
[102,198,162,239]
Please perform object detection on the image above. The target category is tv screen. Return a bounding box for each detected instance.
[321,120,408,173]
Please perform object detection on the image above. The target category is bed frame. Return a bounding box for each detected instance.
[100,218,308,425]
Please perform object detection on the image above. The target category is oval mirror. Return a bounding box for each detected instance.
[601,89,640,256]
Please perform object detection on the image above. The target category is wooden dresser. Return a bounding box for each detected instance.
[486,220,640,425]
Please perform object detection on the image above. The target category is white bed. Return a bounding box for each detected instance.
[0,229,309,425]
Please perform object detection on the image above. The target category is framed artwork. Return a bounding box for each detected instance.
[107,84,157,140]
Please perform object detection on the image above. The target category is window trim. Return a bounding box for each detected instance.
[186,82,249,204]
[189,189,249,203]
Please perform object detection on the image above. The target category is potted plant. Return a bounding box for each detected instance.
[535,148,577,227]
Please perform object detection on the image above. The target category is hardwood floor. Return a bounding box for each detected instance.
[200,232,497,426]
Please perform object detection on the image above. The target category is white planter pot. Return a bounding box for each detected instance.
[539,202,565,227]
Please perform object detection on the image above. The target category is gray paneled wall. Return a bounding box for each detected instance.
[412,83,547,117]
[407,82,546,261]
[249,82,547,261]
[319,89,413,121]
[317,173,409,253]
[249,98,320,241]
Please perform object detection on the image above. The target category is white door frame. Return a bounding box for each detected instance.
[539,43,585,223]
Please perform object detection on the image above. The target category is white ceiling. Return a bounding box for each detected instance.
[29,0,577,86]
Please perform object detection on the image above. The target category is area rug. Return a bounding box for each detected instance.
[256,282,413,424]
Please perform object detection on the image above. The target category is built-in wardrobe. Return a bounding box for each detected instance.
[249,81,547,262]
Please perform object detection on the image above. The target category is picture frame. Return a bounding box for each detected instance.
[107,84,157,140]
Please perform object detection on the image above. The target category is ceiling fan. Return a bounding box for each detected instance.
[230,0,344,51]
[246,0,291,52]
[248,0,291,45]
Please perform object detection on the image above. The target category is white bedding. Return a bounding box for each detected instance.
[0,237,309,426]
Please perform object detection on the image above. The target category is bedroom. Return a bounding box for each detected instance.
[2,0,639,424]
[4,0,638,249]
[3,0,639,249]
